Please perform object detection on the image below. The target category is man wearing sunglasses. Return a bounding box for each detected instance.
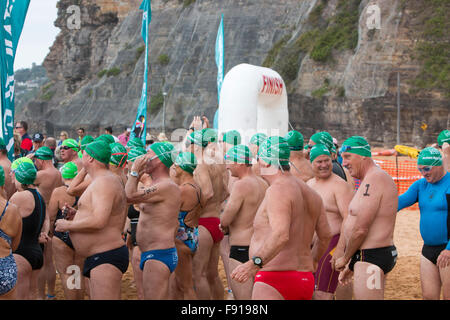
[397,147,450,299]
[14,121,32,156]
[334,136,398,300]
[60,138,83,171]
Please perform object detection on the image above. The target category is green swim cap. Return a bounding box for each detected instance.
[128,147,147,162]
[438,130,450,147]
[11,157,34,171]
[418,147,442,166]
[310,144,331,163]
[188,128,218,148]
[285,130,304,151]
[96,134,115,145]
[175,152,197,174]
[149,142,175,168]
[0,137,6,150]
[60,161,78,180]
[250,133,268,147]
[341,136,372,158]
[15,162,37,185]
[62,138,79,151]
[222,130,241,146]
[127,137,145,149]
[84,140,112,165]
[109,143,128,168]
[310,132,335,153]
[258,136,291,167]
[224,144,252,164]
[80,135,95,150]
[0,166,4,186]
[34,146,53,160]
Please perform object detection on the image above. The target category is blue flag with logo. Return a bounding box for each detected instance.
[130,0,151,145]
[213,14,224,130]
[0,0,30,160]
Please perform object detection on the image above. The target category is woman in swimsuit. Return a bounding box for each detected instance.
[0,166,22,300]
[10,160,46,299]
[169,152,203,299]
[48,162,85,300]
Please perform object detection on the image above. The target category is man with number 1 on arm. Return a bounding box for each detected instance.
[334,136,398,300]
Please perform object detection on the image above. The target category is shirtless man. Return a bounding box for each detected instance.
[231,136,332,300]
[285,130,314,182]
[220,145,267,299]
[0,138,15,199]
[55,140,129,300]
[33,146,63,300]
[125,142,181,300]
[188,128,229,299]
[306,144,354,300]
[334,136,398,300]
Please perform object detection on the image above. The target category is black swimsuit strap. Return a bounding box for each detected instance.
[0,201,9,222]
[181,182,202,212]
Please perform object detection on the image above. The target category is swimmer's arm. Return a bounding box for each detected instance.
[220,182,245,228]
[47,189,60,235]
[252,188,291,265]
[67,168,90,197]
[125,177,164,204]
[335,181,353,221]
[9,204,22,251]
[397,179,420,212]
[193,165,214,207]
[343,182,382,262]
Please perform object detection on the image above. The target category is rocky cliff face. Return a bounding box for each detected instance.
[20,0,449,147]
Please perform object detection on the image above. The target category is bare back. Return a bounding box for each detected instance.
[195,163,228,218]
[228,175,267,246]
[250,174,323,272]
[36,167,63,205]
[70,173,127,257]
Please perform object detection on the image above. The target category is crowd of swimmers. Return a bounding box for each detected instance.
[0,117,449,300]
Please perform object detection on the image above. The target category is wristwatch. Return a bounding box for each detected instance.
[252,256,263,268]
[129,171,139,178]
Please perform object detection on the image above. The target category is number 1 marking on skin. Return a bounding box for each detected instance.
[363,184,370,196]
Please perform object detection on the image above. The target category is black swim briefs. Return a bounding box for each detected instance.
[349,245,397,275]
[83,245,129,278]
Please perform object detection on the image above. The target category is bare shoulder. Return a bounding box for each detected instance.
[306,177,315,187]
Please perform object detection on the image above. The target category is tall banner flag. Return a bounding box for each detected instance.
[0,0,30,160]
[213,14,224,129]
[130,0,151,145]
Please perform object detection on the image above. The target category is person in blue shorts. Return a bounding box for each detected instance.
[398,147,450,299]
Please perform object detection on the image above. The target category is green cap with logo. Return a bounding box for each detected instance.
[418,147,442,166]
[341,136,372,158]
[258,136,291,167]
[438,130,450,147]
[34,146,53,160]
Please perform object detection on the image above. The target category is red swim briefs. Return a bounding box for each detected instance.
[254,270,314,300]
[198,217,224,243]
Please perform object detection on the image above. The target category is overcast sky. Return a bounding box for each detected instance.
[14,0,60,71]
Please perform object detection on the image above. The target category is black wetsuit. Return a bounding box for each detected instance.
[332,160,347,181]
[14,188,46,270]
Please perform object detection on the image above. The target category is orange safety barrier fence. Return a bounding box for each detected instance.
[373,157,421,210]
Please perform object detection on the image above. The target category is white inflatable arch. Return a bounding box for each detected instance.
[218,64,289,145]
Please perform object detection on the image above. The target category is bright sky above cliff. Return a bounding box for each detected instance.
[14,0,59,71]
